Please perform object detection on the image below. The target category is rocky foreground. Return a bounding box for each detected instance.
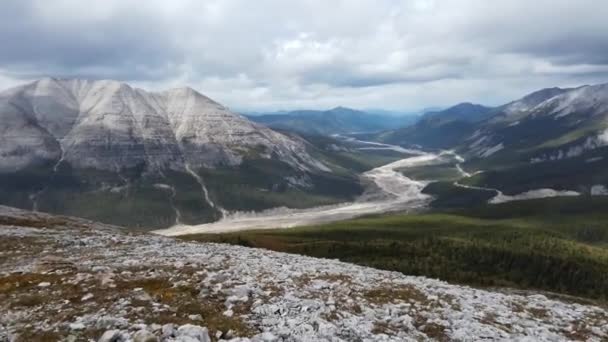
[1,206,607,342]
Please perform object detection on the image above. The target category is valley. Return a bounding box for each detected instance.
[0,79,380,229]
[157,135,590,236]
[155,140,436,235]
[155,81,608,313]
[2,2,608,341]
[2,78,608,342]
[4,79,606,233]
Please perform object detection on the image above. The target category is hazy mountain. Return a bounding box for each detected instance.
[0,78,364,228]
[376,103,494,149]
[247,107,415,135]
[422,103,494,123]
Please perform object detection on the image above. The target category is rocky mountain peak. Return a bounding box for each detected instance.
[0,78,326,173]
[499,87,570,117]
[532,83,608,118]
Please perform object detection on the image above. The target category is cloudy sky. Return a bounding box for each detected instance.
[0,0,607,112]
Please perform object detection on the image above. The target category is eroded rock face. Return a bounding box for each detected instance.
[0,78,325,174]
[467,84,608,161]
[1,206,607,341]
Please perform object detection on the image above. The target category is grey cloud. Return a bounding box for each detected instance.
[0,1,182,81]
[0,0,606,110]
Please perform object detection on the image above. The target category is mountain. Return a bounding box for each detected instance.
[376,103,493,148]
[422,102,494,123]
[486,87,572,124]
[0,78,323,173]
[3,205,607,341]
[247,107,415,135]
[0,78,363,228]
[456,83,608,196]
[366,83,608,198]
[464,84,608,160]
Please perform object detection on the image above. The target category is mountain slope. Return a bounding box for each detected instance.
[0,78,323,173]
[248,107,414,135]
[465,84,608,161]
[2,205,607,341]
[377,103,493,149]
[486,87,572,124]
[423,102,494,123]
[363,83,608,200]
[455,83,608,196]
[0,78,363,228]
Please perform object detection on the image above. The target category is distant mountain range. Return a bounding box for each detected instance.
[375,103,495,148]
[246,107,418,135]
[422,103,494,123]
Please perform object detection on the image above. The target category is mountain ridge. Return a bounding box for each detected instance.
[248,106,416,135]
[374,102,494,149]
[0,77,324,174]
[0,78,369,228]
[465,82,608,160]
[422,102,493,123]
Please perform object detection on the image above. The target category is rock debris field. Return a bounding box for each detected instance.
[0,206,607,341]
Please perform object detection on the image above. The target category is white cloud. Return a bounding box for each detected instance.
[0,0,607,111]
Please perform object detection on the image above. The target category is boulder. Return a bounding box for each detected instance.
[176,324,211,342]
[133,329,158,342]
[98,330,122,342]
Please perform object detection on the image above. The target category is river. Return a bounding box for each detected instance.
[155,140,452,236]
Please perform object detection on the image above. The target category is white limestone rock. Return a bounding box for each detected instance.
[98,330,123,342]
[176,324,211,342]
[0,78,327,174]
[1,206,607,342]
[133,329,159,342]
